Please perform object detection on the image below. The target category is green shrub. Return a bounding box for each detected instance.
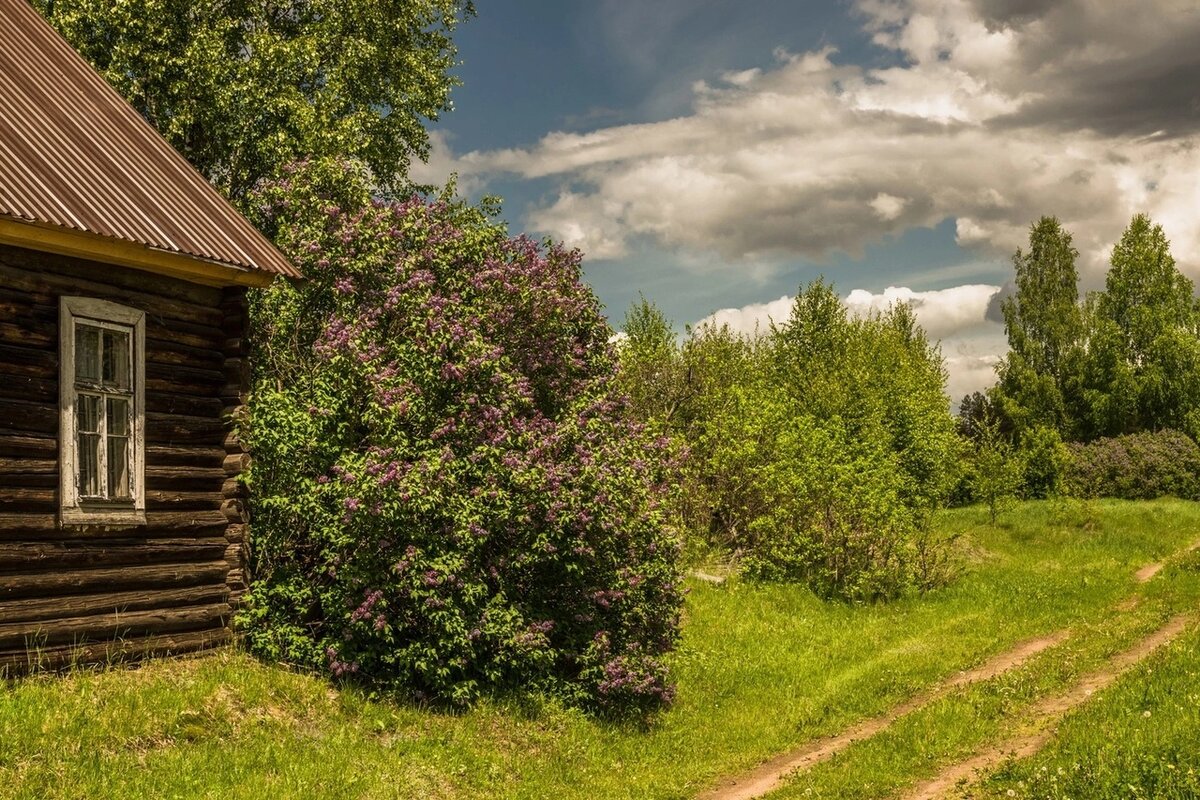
[1018,424,1070,498]
[740,414,918,599]
[971,417,1023,524]
[620,283,961,600]
[240,160,683,714]
[1065,429,1200,500]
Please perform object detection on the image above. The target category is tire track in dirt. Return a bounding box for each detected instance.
[1141,537,1200,582]
[696,630,1070,800]
[899,613,1192,800]
[1117,538,1200,610]
[697,542,1198,800]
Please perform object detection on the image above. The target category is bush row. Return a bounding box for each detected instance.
[1064,430,1200,500]
[955,425,1200,504]
[618,284,962,601]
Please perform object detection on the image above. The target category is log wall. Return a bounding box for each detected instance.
[0,243,249,673]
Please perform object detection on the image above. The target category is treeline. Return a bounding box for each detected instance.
[959,213,1200,502]
[617,213,1200,599]
[982,214,1200,441]
[617,281,961,601]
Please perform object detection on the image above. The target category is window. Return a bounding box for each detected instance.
[59,297,145,526]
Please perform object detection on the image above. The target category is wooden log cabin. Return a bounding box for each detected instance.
[0,0,300,672]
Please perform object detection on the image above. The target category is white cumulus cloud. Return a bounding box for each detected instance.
[441,0,1200,285]
[694,294,795,336]
[843,284,1000,339]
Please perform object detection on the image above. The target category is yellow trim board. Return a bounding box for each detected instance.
[0,217,275,288]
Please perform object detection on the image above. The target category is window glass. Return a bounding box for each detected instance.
[102,329,131,389]
[106,397,129,436]
[76,394,103,498]
[75,324,100,383]
[77,394,101,433]
[77,434,100,497]
[108,435,130,499]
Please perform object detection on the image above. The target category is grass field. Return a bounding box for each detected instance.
[977,595,1200,800]
[2,499,1198,799]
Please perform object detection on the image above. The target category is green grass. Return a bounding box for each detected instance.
[1,499,1198,799]
[975,556,1200,800]
[765,550,1200,799]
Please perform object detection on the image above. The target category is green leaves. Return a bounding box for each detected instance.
[992,214,1200,445]
[1100,214,1194,359]
[971,411,1023,524]
[995,216,1082,434]
[615,298,685,429]
[239,160,682,715]
[620,282,961,600]
[35,0,472,199]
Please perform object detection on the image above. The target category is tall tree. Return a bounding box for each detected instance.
[35,0,473,200]
[994,217,1083,435]
[1097,214,1196,365]
[617,298,685,427]
[1001,217,1083,379]
[1075,296,1139,438]
[1087,214,1200,435]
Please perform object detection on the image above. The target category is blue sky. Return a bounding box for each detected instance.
[415,0,1200,401]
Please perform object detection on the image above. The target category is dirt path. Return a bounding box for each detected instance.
[1118,538,1200,610]
[696,630,1070,800]
[697,543,1197,800]
[1133,561,1166,583]
[1134,538,1200,584]
[899,613,1192,800]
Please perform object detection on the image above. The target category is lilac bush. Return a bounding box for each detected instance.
[239,160,682,713]
[1065,429,1200,500]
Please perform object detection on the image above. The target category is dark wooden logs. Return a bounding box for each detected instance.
[0,435,55,458]
[0,259,224,326]
[219,287,251,609]
[0,399,56,435]
[0,245,250,668]
[1,561,232,600]
[0,627,232,675]
[0,602,230,647]
[149,465,229,489]
[0,512,229,540]
[0,584,229,624]
[147,412,229,444]
[148,445,228,469]
[0,539,229,570]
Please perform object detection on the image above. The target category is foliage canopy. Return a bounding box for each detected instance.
[990,213,1200,446]
[619,282,961,600]
[35,0,473,199]
[241,160,682,713]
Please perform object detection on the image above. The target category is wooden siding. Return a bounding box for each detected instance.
[0,243,249,673]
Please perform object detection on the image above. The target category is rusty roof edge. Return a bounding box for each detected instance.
[0,214,277,287]
[0,0,301,280]
[52,47,302,278]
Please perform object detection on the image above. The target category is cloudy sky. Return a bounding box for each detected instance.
[414,0,1200,402]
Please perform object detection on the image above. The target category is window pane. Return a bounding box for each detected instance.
[106,396,130,436]
[77,394,101,433]
[108,436,130,499]
[102,329,131,389]
[75,325,100,383]
[78,433,100,497]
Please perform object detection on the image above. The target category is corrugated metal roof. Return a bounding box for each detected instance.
[0,0,300,280]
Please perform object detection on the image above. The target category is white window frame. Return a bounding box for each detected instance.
[59,297,146,527]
